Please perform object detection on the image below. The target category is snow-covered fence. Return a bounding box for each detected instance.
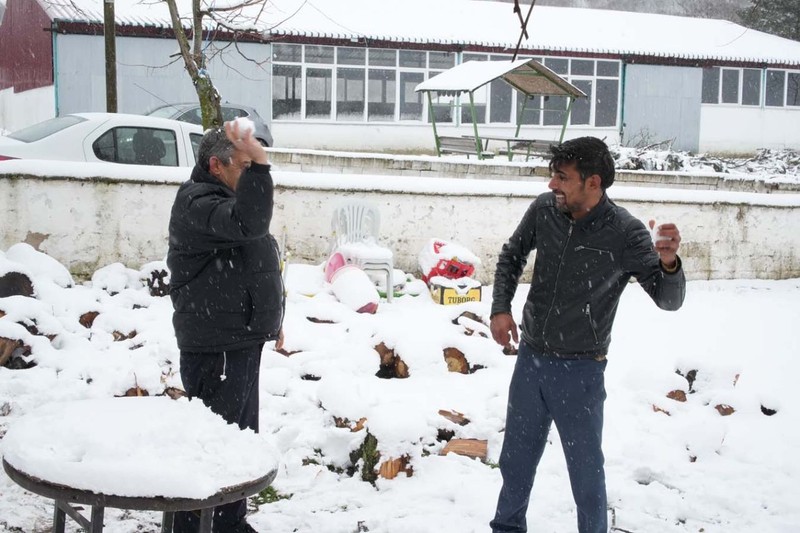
[0,167,798,281]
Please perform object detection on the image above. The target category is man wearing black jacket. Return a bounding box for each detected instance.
[167,121,284,533]
[489,137,685,533]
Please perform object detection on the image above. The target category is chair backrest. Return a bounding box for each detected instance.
[331,200,381,247]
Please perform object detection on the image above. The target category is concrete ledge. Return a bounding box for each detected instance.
[268,148,800,194]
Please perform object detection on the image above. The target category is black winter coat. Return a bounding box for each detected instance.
[491,192,685,359]
[167,162,284,352]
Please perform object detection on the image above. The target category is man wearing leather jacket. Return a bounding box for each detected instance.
[489,136,685,533]
[167,121,284,533]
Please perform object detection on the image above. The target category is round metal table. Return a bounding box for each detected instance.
[3,458,276,532]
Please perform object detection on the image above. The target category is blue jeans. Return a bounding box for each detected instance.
[174,343,263,533]
[490,341,608,533]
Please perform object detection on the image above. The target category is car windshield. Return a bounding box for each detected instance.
[7,115,87,142]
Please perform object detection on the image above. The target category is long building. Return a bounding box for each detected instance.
[1,0,799,153]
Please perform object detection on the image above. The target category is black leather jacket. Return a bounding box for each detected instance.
[167,162,284,352]
[491,192,685,359]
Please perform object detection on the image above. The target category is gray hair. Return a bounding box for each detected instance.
[197,127,235,171]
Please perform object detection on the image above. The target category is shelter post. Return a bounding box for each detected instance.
[559,97,576,142]
[468,92,485,159]
[427,92,442,156]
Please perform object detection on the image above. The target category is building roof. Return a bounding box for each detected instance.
[35,0,800,66]
[415,59,587,98]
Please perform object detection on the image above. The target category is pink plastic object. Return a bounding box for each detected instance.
[324,251,346,283]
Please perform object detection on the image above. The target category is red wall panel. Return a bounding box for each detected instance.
[0,0,53,92]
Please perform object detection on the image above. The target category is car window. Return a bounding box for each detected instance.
[221,107,249,121]
[93,127,178,166]
[147,106,181,119]
[177,108,203,125]
[8,115,87,142]
[189,133,203,163]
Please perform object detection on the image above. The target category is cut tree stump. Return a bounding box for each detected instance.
[378,455,412,479]
[667,390,687,402]
[440,439,487,461]
[374,342,409,379]
[79,311,100,329]
[0,337,24,367]
[443,347,469,374]
[438,409,470,426]
[715,404,735,416]
[0,272,34,298]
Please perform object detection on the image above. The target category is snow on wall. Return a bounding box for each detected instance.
[0,172,798,282]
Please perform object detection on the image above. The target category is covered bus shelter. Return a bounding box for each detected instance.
[415,59,587,160]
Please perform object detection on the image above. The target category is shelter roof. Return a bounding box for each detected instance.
[415,59,587,98]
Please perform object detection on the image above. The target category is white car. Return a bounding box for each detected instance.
[0,112,204,167]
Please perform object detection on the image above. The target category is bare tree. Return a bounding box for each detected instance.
[163,0,270,130]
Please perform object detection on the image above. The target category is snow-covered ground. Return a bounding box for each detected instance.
[0,242,798,533]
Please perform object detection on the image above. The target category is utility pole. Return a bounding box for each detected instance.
[104,0,117,112]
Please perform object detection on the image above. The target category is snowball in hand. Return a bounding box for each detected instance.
[233,116,256,138]
[649,220,671,244]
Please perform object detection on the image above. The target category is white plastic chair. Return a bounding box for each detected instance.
[331,200,394,302]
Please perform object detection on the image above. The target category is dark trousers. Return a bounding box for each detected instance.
[490,341,608,533]
[173,343,263,533]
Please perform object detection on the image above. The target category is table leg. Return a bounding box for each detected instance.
[161,511,174,533]
[90,505,104,533]
[198,508,213,533]
[53,501,67,533]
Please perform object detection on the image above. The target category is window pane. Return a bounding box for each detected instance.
[596,60,619,77]
[8,115,85,142]
[429,52,455,69]
[595,79,618,127]
[336,68,365,121]
[543,95,567,126]
[368,49,396,67]
[464,53,487,62]
[273,43,301,62]
[489,78,512,123]
[517,95,541,125]
[368,69,396,121]
[742,69,761,106]
[702,67,720,104]
[544,57,568,74]
[337,47,365,65]
[721,69,739,104]
[490,54,512,62]
[570,80,592,125]
[399,72,424,120]
[306,68,332,118]
[570,59,594,76]
[272,64,301,119]
[399,50,426,68]
[765,70,785,107]
[305,45,334,64]
[788,73,800,106]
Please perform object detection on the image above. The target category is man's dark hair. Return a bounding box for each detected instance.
[549,136,615,189]
[197,127,235,171]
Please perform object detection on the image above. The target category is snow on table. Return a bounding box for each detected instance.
[1,397,279,499]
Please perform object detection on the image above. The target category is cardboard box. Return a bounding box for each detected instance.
[429,281,482,305]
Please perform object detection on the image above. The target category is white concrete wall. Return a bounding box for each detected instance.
[1,172,798,282]
[0,86,55,133]
[699,104,800,153]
